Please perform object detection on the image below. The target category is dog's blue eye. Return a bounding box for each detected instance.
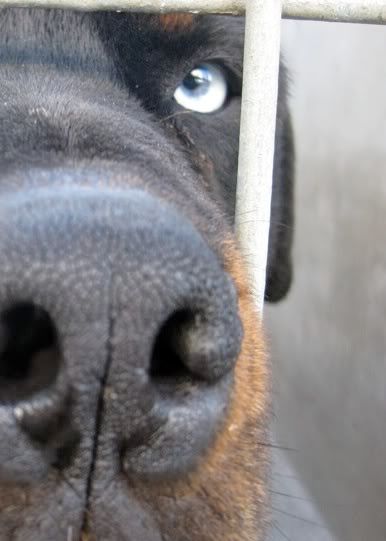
[174,63,228,114]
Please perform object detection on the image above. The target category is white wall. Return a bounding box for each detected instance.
[267,19,386,541]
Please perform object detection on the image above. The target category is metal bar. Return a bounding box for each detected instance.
[283,0,386,24]
[0,0,384,25]
[235,0,282,311]
[0,0,245,14]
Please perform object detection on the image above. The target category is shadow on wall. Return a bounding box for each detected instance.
[266,19,386,541]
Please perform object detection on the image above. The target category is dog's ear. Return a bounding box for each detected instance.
[264,103,295,303]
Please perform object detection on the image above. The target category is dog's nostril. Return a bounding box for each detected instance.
[150,309,199,383]
[0,302,61,403]
[149,300,238,384]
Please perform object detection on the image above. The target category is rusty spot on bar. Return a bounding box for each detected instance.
[157,13,195,32]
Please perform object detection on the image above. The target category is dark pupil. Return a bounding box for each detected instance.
[183,73,204,91]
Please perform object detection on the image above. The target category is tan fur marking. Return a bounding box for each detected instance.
[157,14,195,32]
[132,239,270,540]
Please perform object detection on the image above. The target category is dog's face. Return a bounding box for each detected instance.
[0,9,293,541]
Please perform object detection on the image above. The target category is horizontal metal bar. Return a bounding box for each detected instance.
[235,0,282,311]
[283,0,386,24]
[0,0,384,25]
[0,0,244,14]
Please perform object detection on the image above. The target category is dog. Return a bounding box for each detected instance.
[0,9,294,540]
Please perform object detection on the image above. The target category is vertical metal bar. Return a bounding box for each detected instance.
[235,0,283,312]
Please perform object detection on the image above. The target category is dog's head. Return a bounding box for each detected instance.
[0,10,294,540]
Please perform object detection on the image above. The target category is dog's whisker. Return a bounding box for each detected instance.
[272,521,292,541]
[67,526,74,541]
[272,471,302,480]
[58,472,84,502]
[158,110,196,123]
[270,489,312,503]
[271,506,327,529]
[257,441,299,452]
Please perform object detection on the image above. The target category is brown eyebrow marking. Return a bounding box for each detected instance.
[157,13,196,32]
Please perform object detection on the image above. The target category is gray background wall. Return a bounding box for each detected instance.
[266,19,386,541]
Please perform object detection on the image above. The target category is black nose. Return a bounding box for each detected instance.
[0,187,242,482]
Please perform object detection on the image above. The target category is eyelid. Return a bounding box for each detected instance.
[215,62,242,97]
